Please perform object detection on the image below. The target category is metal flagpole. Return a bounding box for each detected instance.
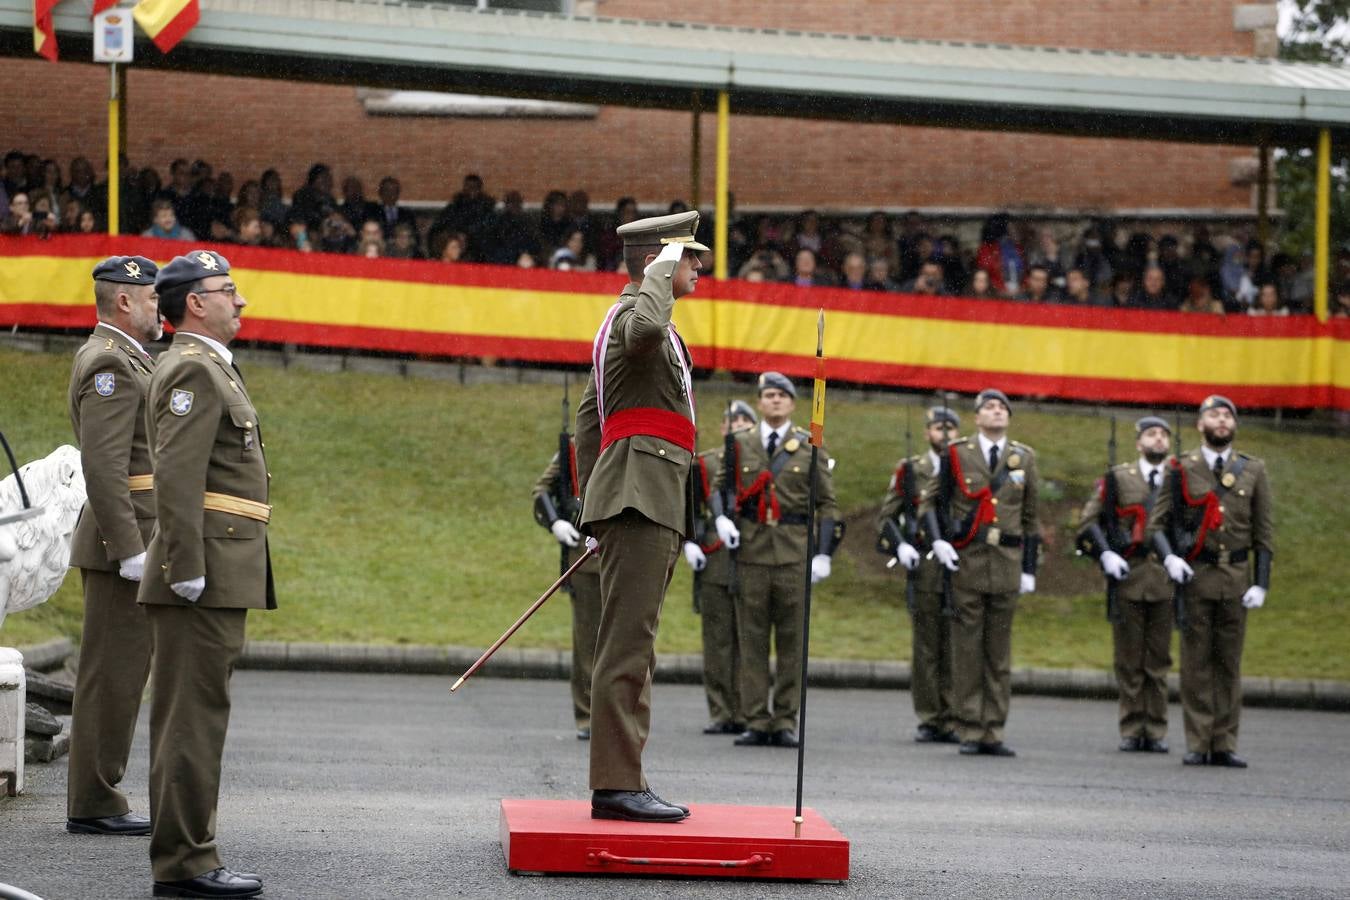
[793,309,826,838]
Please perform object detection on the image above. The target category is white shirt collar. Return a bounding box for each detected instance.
[1138,458,1163,483]
[760,419,791,450]
[95,321,148,357]
[178,331,233,365]
[977,433,1007,459]
[927,448,941,472]
[1200,446,1231,469]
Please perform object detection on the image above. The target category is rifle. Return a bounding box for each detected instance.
[900,404,919,614]
[1167,409,1189,630]
[1081,415,1124,624]
[721,400,740,598]
[934,393,956,618]
[555,375,581,595]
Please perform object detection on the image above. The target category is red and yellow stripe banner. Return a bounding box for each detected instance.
[4,235,1348,410]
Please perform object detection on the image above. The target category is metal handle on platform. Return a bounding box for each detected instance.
[587,849,773,869]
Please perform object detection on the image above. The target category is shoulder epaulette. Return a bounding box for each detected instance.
[950,436,970,446]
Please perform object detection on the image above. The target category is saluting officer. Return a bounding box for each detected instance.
[65,256,161,837]
[682,400,757,736]
[140,250,274,899]
[1148,395,1272,768]
[714,372,841,749]
[921,389,1039,758]
[877,405,961,744]
[573,211,705,823]
[1077,416,1174,753]
[531,445,600,741]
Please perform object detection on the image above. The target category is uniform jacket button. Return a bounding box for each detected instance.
[226,526,235,535]
[658,448,666,456]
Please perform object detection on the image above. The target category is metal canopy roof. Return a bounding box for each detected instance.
[4,0,1350,145]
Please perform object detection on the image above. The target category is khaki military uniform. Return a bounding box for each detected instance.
[575,256,695,792]
[138,333,275,883]
[1147,450,1273,755]
[65,323,157,819]
[532,451,601,731]
[716,424,837,735]
[692,446,740,728]
[920,437,1038,745]
[1077,462,1173,741]
[878,450,954,734]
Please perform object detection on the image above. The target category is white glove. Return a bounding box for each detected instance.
[643,240,685,275]
[118,552,146,582]
[810,554,831,583]
[1099,550,1130,582]
[1241,585,1266,609]
[1019,573,1036,594]
[896,542,921,571]
[550,518,581,548]
[930,539,960,572]
[683,541,707,572]
[715,515,740,549]
[171,577,205,603]
[1163,554,1194,585]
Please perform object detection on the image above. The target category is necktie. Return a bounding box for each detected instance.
[767,432,778,457]
[230,360,246,386]
[1212,455,1224,482]
[1148,469,1159,491]
[989,444,999,472]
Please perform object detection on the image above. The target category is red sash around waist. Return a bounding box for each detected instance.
[600,407,696,454]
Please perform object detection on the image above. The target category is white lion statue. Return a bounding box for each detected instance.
[0,445,85,632]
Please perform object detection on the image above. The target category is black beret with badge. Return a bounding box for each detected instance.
[92,255,158,285]
[154,249,231,292]
[757,370,796,398]
[1198,394,1237,418]
[974,388,1012,415]
[615,210,710,251]
[1135,415,1171,435]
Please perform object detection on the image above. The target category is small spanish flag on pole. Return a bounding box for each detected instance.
[33,0,59,61]
[809,309,826,447]
[132,0,199,54]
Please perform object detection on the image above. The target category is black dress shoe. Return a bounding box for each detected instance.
[981,741,1016,757]
[771,729,799,748]
[152,867,262,898]
[1182,751,1208,766]
[935,729,961,744]
[703,721,739,735]
[734,729,771,746]
[66,812,151,836]
[1209,750,1248,768]
[1118,736,1142,752]
[958,741,982,755]
[914,724,941,743]
[647,791,690,815]
[576,727,590,741]
[591,790,688,822]
[1141,738,1169,753]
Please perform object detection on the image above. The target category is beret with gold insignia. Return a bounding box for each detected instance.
[93,255,158,285]
[925,406,961,428]
[975,388,1012,415]
[155,248,231,293]
[1198,394,1237,418]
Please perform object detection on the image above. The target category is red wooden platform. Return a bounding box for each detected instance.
[500,799,849,881]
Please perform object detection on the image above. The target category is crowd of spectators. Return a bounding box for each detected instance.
[4,148,1349,319]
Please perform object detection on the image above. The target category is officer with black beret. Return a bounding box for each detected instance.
[65,256,162,837]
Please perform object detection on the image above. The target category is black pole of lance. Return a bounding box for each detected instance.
[0,429,42,526]
[793,309,825,839]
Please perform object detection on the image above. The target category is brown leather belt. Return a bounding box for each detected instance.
[203,491,271,523]
[127,474,154,492]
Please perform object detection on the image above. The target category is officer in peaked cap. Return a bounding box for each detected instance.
[1076,414,1175,754]
[573,209,703,822]
[139,248,275,897]
[878,404,962,744]
[1148,394,1273,768]
[65,255,162,837]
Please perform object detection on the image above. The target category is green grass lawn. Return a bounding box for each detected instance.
[2,346,1345,679]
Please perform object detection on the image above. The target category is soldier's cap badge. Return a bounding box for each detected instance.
[170,389,194,416]
[94,372,115,396]
[124,260,141,279]
[196,251,220,270]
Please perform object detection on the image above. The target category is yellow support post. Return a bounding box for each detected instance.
[1315,129,1330,323]
[714,90,729,281]
[107,63,121,237]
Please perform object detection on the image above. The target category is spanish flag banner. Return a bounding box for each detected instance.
[33,0,59,61]
[3,235,1349,411]
[132,0,198,53]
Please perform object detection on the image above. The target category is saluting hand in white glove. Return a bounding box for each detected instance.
[643,241,685,276]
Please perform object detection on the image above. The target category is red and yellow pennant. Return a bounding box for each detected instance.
[3,235,1349,411]
[810,309,826,447]
[132,0,199,53]
[33,0,59,61]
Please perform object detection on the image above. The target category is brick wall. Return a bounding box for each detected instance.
[0,0,1263,213]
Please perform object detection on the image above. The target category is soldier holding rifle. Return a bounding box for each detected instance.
[876,405,962,744]
[1148,396,1273,768]
[1076,416,1174,753]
